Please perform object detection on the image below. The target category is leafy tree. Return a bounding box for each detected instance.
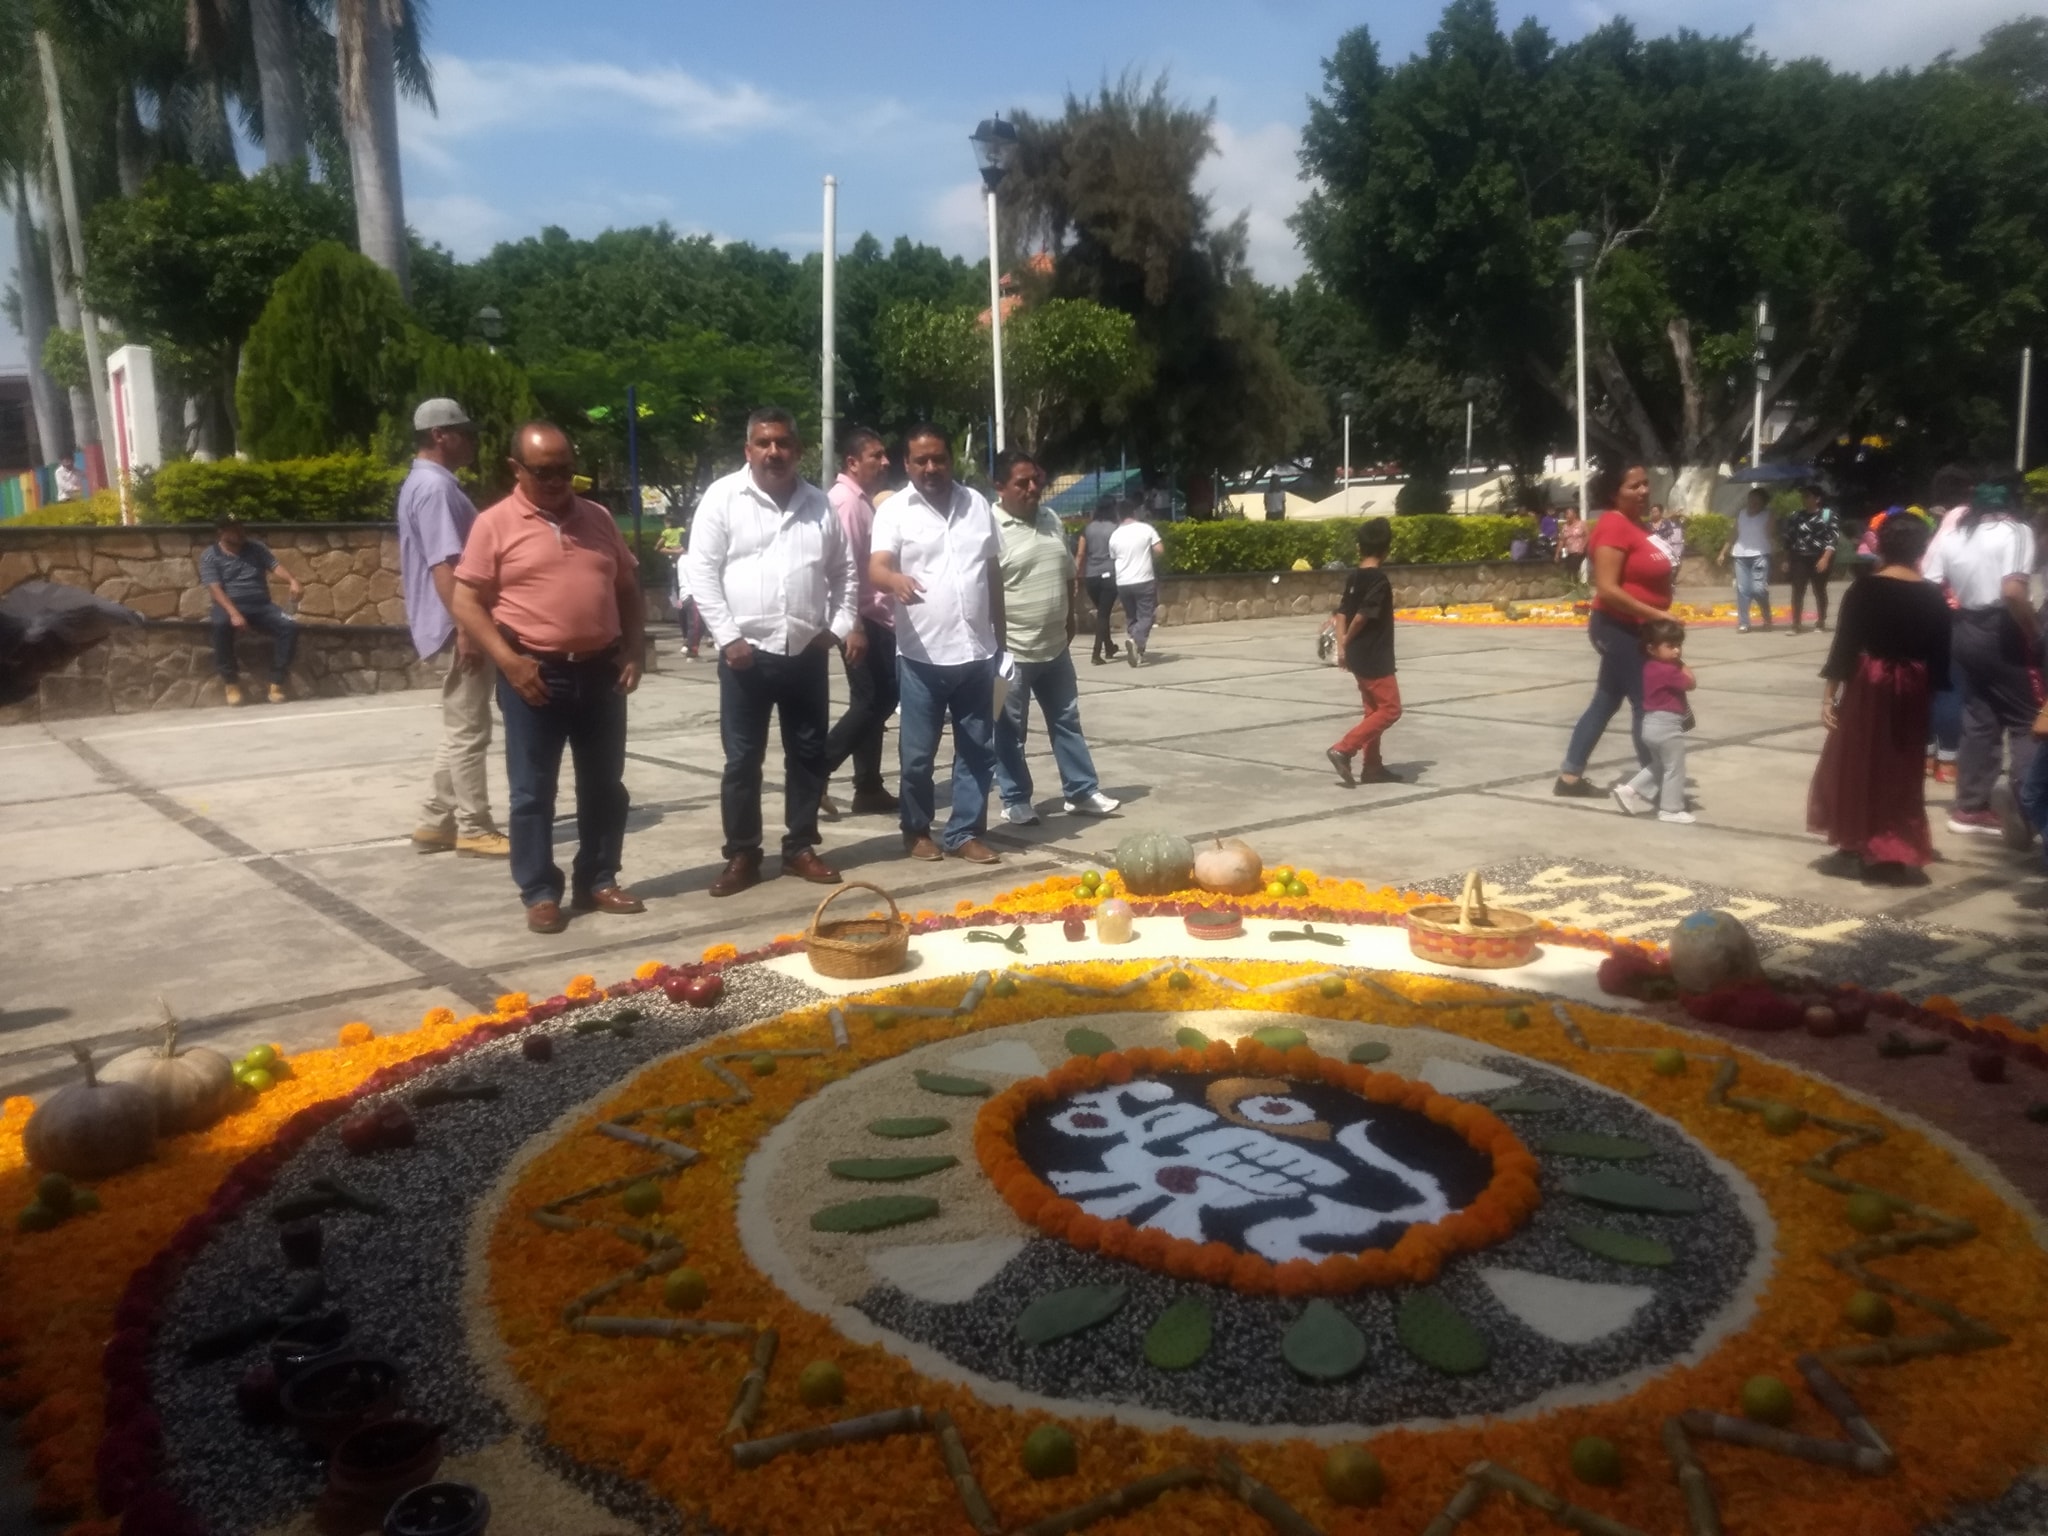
[81,162,354,453]
[1001,75,1319,484]
[1962,17,2048,109]
[873,300,983,429]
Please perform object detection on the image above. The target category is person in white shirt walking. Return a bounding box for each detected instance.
[686,408,862,897]
[1922,474,2038,846]
[821,427,900,817]
[988,449,1122,826]
[1720,488,1776,632]
[1109,504,1164,665]
[397,399,509,858]
[869,424,1006,865]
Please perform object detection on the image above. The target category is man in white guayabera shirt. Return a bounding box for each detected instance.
[869,424,1008,866]
[686,407,862,898]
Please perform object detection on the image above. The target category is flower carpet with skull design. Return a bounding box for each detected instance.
[3,871,2047,1536]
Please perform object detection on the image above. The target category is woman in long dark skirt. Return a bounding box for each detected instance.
[1809,515,1952,884]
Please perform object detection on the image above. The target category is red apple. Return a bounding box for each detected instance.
[1063,916,1087,941]
[1832,995,1870,1033]
[1804,1004,1844,1038]
[1968,1048,2007,1084]
[682,974,725,1008]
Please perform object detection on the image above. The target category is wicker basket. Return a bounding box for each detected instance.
[1406,870,1540,970]
[803,882,912,980]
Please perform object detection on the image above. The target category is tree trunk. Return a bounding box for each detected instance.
[249,0,309,168]
[113,87,155,197]
[11,173,72,463]
[40,161,98,449]
[1668,464,1719,513]
[337,0,410,296]
[188,75,241,177]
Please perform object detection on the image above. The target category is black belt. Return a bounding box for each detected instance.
[501,628,620,665]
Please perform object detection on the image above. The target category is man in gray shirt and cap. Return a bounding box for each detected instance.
[397,398,508,857]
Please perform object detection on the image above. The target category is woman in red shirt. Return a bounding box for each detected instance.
[1554,463,1675,798]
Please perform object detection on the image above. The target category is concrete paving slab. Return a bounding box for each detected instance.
[1,790,224,881]
[0,737,118,804]
[65,696,442,788]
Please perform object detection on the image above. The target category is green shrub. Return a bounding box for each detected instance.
[1160,515,1537,574]
[14,490,125,526]
[1683,513,1732,563]
[137,454,406,523]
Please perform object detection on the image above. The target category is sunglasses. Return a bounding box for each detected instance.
[516,462,574,483]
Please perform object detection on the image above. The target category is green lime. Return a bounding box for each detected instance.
[1651,1047,1687,1076]
[237,1068,275,1093]
[1845,1192,1894,1234]
[242,1043,278,1071]
[1570,1436,1622,1486]
[1264,881,1289,897]
[17,1202,59,1233]
[1286,879,1309,897]
[1320,1446,1384,1506]
[1843,1290,1895,1336]
[1080,871,1101,889]
[873,1013,898,1032]
[1506,1007,1531,1030]
[621,1180,663,1218]
[1740,1375,1796,1425]
[662,1107,695,1131]
[1760,1103,1806,1136]
[1319,976,1345,998]
[1167,970,1193,991]
[992,976,1019,998]
[798,1359,846,1408]
[664,1266,708,1311]
[71,1189,100,1214]
[750,1053,777,1077]
[34,1174,73,1216]
[1021,1424,1077,1479]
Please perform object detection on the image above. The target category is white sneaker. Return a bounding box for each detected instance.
[1612,784,1654,817]
[1064,792,1122,815]
[1125,644,1142,668]
[1658,810,1697,825]
[1002,803,1040,826]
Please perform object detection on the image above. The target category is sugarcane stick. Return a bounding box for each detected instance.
[1660,1419,1722,1536]
[724,1328,778,1437]
[542,1164,685,1212]
[1212,1457,1322,1536]
[1420,1471,1489,1536]
[572,1315,751,1340]
[1795,1355,1892,1460]
[829,1007,850,1049]
[563,1247,687,1323]
[597,1122,699,1164]
[1677,1411,1890,1473]
[931,1410,1000,1535]
[730,1406,926,1469]
[1011,1467,1208,1536]
[529,1209,580,1233]
[1472,1462,1566,1515]
[959,971,993,1008]
[702,1058,754,1101]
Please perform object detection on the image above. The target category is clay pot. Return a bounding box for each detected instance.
[271,1309,352,1382]
[383,1481,491,1536]
[279,1353,401,1450]
[316,1418,446,1535]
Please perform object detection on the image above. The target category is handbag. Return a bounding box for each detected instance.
[1681,704,1697,733]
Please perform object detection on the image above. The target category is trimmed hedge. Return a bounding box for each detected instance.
[11,490,124,526]
[1682,513,1731,563]
[1160,515,1538,575]
[138,455,408,524]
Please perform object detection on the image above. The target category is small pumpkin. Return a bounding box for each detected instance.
[98,1000,238,1135]
[24,1044,156,1180]
[1113,830,1196,896]
[1192,837,1263,895]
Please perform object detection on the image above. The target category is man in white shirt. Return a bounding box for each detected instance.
[989,449,1121,826]
[1719,488,1776,633]
[686,408,862,896]
[1108,504,1165,665]
[821,427,899,816]
[869,424,1006,865]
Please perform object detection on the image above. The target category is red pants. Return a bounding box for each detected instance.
[1333,673,1402,766]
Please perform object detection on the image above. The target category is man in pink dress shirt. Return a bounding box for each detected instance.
[821,427,900,815]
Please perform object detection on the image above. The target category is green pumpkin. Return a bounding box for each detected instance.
[1113,831,1196,896]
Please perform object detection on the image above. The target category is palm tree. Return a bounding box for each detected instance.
[334,0,428,295]
[248,0,307,166]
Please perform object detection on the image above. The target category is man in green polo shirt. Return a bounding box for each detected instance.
[986,449,1122,826]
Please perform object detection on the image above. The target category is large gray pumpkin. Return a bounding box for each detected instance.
[1114,830,1196,896]
[24,1045,157,1180]
[99,1009,238,1135]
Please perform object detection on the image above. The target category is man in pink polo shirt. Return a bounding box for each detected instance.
[451,421,648,934]
[820,426,899,816]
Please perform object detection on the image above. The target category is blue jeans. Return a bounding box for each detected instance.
[209,601,297,682]
[897,655,997,851]
[991,649,1102,809]
[1731,555,1772,629]
[1561,610,1650,777]
[2021,732,2048,868]
[498,658,630,907]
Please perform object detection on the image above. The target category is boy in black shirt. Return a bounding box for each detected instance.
[1327,519,1402,785]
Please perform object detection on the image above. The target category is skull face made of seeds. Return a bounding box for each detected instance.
[1014,1072,1496,1265]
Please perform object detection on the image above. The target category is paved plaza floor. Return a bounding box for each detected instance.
[5,610,2047,1101]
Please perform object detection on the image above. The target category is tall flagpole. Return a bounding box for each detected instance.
[821,176,838,477]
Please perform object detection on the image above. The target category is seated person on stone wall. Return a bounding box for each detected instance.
[199,516,303,706]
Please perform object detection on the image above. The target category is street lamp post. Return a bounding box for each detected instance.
[1460,376,1481,515]
[1339,389,1359,517]
[1751,295,1775,468]
[2020,346,2034,473]
[970,116,1019,453]
[1562,230,1596,523]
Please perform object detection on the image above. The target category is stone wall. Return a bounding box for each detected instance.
[0,522,403,623]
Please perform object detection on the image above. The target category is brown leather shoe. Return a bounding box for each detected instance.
[953,838,1002,865]
[904,832,943,862]
[708,852,764,898]
[783,848,841,885]
[526,900,566,934]
[571,885,646,914]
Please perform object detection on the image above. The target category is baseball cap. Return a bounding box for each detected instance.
[413,398,473,431]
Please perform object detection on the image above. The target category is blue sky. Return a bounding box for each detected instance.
[1,0,2025,374]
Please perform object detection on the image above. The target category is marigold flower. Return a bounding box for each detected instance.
[337,1022,374,1046]
[492,992,531,1016]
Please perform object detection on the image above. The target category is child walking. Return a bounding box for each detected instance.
[1325,519,1403,786]
[1613,617,1695,823]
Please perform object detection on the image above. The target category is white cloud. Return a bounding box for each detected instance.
[1612,0,2017,73]
[926,177,992,262]
[1199,119,1308,286]
[401,56,793,172]
[406,193,524,260]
